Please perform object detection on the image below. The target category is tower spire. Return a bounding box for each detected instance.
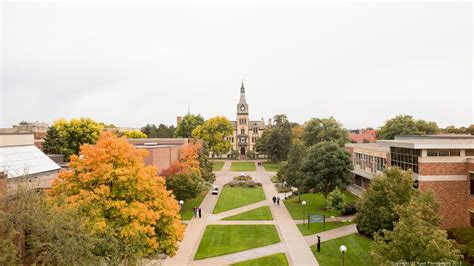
[240,79,245,94]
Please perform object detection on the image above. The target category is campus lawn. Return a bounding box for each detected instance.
[283,191,358,219]
[213,186,266,214]
[311,233,374,266]
[222,206,273,221]
[194,225,280,260]
[213,161,225,171]
[297,221,353,236]
[230,162,257,171]
[262,162,281,172]
[231,253,288,266]
[181,190,208,220]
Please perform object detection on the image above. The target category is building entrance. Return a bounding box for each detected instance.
[240,147,246,155]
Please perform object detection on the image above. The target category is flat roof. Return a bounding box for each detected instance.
[134,144,177,148]
[378,139,474,149]
[345,142,390,152]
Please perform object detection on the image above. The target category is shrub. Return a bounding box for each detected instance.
[448,227,474,264]
[341,203,357,216]
[233,175,253,181]
[274,183,291,193]
[227,181,262,187]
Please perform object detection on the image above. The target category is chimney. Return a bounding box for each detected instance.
[176,116,182,126]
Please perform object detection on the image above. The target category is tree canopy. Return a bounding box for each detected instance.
[302,117,348,147]
[191,116,233,158]
[175,114,205,138]
[377,114,439,140]
[371,191,462,264]
[51,117,104,160]
[121,130,147,138]
[302,141,352,199]
[142,124,176,138]
[278,142,307,200]
[42,126,65,155]
[48,132,184,258]
[355,167,416,236]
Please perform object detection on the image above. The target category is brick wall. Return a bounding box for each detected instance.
[418,162,468,175]
[418,180,471,229]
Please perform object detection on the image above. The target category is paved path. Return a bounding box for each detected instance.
[305,224,358,246]
[163,160,358,265]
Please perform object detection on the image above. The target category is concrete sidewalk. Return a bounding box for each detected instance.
[305,224,358,246]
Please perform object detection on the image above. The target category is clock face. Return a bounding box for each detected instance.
[240,105,245,111]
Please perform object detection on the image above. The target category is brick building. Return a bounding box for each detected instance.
[128,138,189,173]
[345,135,474,229]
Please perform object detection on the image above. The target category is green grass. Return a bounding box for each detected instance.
[213,161,225,171]
[262,162,281,172]
[297,221,353,236]
[194,225,280,260]
[213,186,266,214]
[232,253,288,266]
[230,162,257,171]
[222,206,273,221]
[311,233,374,266]
[181,190,208,220]
[283,191,358,219]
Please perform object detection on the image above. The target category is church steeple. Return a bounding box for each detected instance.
[240,80,245,94]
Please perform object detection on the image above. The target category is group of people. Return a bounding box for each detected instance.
[272,196,281,206]
[193,207,202,218]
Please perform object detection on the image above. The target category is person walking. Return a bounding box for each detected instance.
[193,207,197,218]
[276,196,280,206]
[272,196,276,206]
[198,207,202,218]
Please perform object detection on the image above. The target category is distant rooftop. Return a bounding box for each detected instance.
[378,135,474,149]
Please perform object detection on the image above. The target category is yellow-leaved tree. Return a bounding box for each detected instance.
[48,132,184,260]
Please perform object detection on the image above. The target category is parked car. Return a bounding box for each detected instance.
[212,186,219,195]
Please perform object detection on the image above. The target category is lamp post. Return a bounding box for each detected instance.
[283,181,288,199]
[301,200,307,225]
[179,200,184,223]
[339,245,347,266]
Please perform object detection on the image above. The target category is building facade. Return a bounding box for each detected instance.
[228,82,267,156]
[345,135,474,229]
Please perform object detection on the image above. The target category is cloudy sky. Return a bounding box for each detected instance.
[1,2,472,129]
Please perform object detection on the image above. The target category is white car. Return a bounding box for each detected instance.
[212,186,219,195]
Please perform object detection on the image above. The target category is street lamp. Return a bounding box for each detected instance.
[179,200,184,223]
[339,245,347,266]
[283,181,288,199]
[301,200,307,225]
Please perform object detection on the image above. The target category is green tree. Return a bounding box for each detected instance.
[371,191,462,265]
[53,117,103,160]
[191,116,233,159]
[273,114,291,129]
[157,123,176,137]
[377,115,439,140]
[165,171,204,201]
[42,126,65,154]
[255,129,270,156]
[196,141,215,183]
[327,187,346,221]
[355,167,416,236]
[0,190,105,265]
[302,117,348,147]
[280,142,307,201]
[265,127,292,162]
[302,141,352,200]
[175,114,205,138]
[141,124,158,137]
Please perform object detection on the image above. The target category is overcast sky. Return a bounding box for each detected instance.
[1,2,472,129]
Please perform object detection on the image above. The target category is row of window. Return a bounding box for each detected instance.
[390,147,420,174]
[427,149,461,157]
[226,136,258,144]
[238,127,260,135]
[239,118,247,125]
[352,153,386,174]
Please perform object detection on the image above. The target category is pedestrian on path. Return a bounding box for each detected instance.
[193,207,197,218]
[272,196,276,205]
[198,207,202,218]
[276,196,280,206]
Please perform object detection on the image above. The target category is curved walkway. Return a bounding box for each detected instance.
[162,161,358,266]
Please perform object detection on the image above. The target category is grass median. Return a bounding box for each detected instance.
[213,186,266,214]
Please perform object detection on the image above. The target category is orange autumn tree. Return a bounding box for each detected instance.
[160,142,205,200]
[48,132,184,259]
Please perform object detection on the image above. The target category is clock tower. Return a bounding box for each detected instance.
[236,81,249,155]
